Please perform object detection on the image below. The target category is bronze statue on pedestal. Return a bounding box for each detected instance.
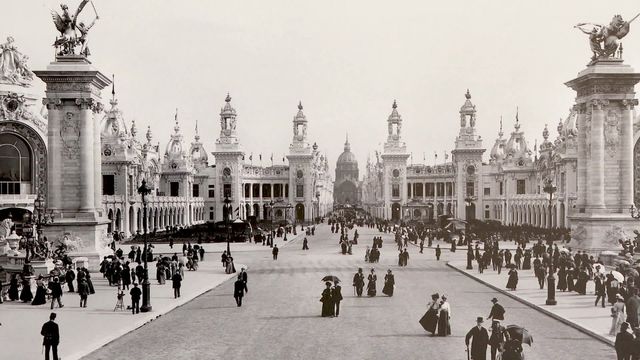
[50,0,99,57]
[575,13,639,63]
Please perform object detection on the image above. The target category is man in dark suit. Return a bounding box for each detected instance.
[488,320,506,360]
[272,245,279,260]
[487,298,505,322]
[240,267,248,294]
[234,275,245,307]
[172,272,183,299]
[626,288,640,328]
[48,277,64,310]
[130,282,142,314]
[41,312,60,360]
[465,317,489,360]
[333,282,343,317]
[64,267,75,292]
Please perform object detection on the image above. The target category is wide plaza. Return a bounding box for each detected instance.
[3,1,640,360]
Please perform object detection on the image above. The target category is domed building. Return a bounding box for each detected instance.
[334,135,361,205]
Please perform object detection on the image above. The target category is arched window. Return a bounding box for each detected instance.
[0,134,32,194]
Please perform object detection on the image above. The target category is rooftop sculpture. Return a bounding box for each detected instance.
[0,36,34,86]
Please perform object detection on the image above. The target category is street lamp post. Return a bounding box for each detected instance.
[32,193,54,259]
[223,197,232,255]
[543,178,557,306]
[285,204,293,241]
[266,201,274,247]
[137,179,153,312]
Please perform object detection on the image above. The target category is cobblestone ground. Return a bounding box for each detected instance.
[84,225,614,360]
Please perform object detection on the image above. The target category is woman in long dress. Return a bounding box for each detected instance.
[382,269,395,297]
[31,276,47,305]
[367,269,377,297]
[436,295,451,336]
[420,293,440,335]
[19,277,33,303]
[156,261,166,284]
[8,274,19,301]
[610,294,626,335]
[320,282,334,317]
[557,265,567,291]
[506,268,518,291]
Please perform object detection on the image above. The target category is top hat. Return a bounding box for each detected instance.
[491,297,498,303]
[476,317,484,323]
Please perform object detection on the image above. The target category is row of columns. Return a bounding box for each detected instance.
[505,203,566,228]
[105,204,205,238]
[406,181,455,198]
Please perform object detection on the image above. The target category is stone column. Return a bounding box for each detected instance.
[43,99,63,210]
[621,99,637,209]
[77,99,96,211]
[576,104,587,210]
[589,99,607,211]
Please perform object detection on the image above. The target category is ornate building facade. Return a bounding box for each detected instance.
[0,38,333,243]
[362,91,581,230]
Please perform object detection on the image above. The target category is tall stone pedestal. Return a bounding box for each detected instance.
[565,58,640,253]
[34,56,111,271]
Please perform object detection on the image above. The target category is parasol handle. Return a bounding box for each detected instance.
[629,12,640,24]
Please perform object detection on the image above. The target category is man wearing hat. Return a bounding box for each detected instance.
[465,317,489,360]
[487,298,505,322]
[129,282,141,314]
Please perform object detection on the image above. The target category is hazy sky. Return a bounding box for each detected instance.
[6,1,640,176]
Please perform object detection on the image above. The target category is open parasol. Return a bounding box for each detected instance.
[321,275,341,283]
[611,270,625,282]
[504,325,533,346]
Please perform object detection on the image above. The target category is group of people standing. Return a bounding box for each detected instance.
[420,293,451,337]
[320,280,343,317]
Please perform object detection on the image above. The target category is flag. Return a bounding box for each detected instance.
[249,153,253,161]
[270,153,273,161]
[423,152,425,162]
[111,74,115,97]
[175,108,178,122]
[259,154,262,161]
[434,151,438,159]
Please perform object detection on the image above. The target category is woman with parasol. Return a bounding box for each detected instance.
[320,281,334,317]
[419,293,440,335]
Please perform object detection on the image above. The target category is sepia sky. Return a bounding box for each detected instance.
[6,0,640,176]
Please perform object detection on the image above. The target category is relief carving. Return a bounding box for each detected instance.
[604,109,620,157]
[61,111,80,160]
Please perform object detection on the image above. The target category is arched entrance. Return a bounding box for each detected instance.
[465,203,476,221]
[295,203,305,222]
[0,126,47,196]
[391,203,401,221]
